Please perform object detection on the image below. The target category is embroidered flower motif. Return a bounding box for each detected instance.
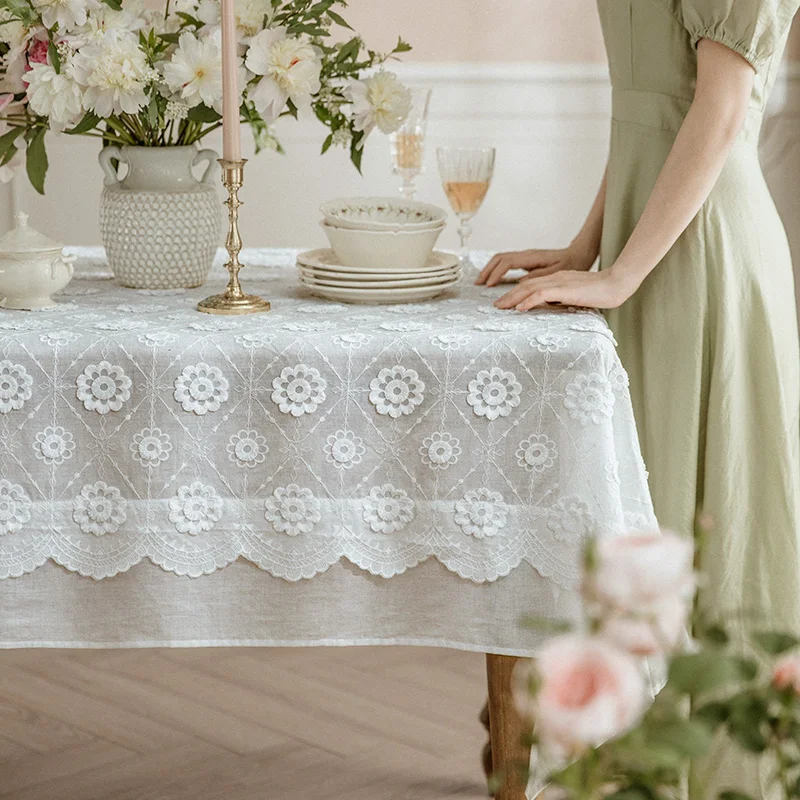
[363,484,415,533]
[547,497,594,543]
[467,368,521,421]
[333,332,371,349]
[34,426,75,466]
[0,361,32,413]
[94,319,149,332]
[369,366,425,418]
[516,434,557,473]
[189,319,243,332]
[264,484,321,536]
[169,482,223,535]
[608,365,630,394]
[131,427,172,467]
[324,430,365,470]
[40,330,80,346]
[454,489,508,539]
[430,333,469,351]
[116,303,168,315]
[379,320,432,332]
[72,482,127,537]
[227,429,268,468]
[474,320,526,332]
[76,361,132,415]
[236,331,273,349]
[137,331,177,347]
[420,432,461,470]
[563,373,615,426]
[0,479,31,536]
[532,333,569,353]
[271,364,327,417]
[174,363,229,415]
[280,320,336,332]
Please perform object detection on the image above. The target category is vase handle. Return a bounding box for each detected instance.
[98,146,124,186]
[193,149,220,185]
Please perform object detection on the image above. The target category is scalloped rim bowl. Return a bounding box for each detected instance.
[320,196,448,232]
[322,222,445,271]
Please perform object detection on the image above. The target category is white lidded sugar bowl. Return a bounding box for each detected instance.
[0,212,76,310]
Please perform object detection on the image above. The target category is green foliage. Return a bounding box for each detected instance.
[25,126,48,195]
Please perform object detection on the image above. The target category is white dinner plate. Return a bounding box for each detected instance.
[298,268,460,289]
[299,276,460,304]
[299,264,459,282]
[297,248,460,275]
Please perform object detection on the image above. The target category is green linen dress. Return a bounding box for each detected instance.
[597,1,800,795]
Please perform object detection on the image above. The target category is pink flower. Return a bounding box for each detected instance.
[27,39,49,67]
[586,530,694,656]
[773,656,800,694]
[516,635,647,757]
[0,94,12,114]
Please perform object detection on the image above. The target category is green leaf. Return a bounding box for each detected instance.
[647,720,714,758]
[25,127,48,195]
[753,631,800,655]
[719,792,755,800]
[187,105,221,123]
[47,39,61,73]
[100,0,123,9]
[699,625,730,646]
[320,132,333,155]
[0,126,24,161]
[667,653,751,695]
[0,144,17,167]
[327,9,352,29]
[694,701,730,728]
[65,112,100,135]
[392,36,413,54]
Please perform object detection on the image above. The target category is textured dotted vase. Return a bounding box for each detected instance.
[99,145,223,290]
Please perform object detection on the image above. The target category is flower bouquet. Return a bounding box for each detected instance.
[514,525,800,800]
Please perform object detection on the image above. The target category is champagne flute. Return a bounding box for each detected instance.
[436,146,496,270]
[390,89,432,200]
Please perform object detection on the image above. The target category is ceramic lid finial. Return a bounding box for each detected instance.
[14,212,28,229]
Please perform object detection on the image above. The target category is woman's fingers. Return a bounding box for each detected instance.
[476,253,509,285]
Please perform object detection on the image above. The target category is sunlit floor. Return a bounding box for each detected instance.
[0,646,489,799]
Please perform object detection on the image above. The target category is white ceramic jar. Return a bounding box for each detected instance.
[0,212,76,310]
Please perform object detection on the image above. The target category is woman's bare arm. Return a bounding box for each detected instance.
[476,171,607,287]
[494,39,755,311]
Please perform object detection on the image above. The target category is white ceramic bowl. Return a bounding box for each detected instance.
[322,222,444,271]
[320,197,447,232]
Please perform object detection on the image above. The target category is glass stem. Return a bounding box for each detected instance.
[400,175,417,200]
[458,214,473,262]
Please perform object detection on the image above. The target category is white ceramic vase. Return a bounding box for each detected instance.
[99,145,222,290]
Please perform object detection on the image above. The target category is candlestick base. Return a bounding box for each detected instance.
[197,158,271,316]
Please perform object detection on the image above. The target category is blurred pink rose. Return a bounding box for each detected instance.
[773,656,800,694]
[516,635,647,757]
[586,530,694,655]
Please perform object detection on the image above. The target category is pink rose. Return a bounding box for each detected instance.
[27,39,49,67]
[586,530,694,656]
[773,656,800,694]
[516,635,647,757]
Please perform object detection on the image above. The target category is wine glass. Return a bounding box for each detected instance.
[390,89,432,200]
[436,146,496,270]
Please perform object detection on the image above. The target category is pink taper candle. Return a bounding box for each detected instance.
[221,0,241,161]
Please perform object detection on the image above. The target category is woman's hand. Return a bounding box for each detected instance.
[493,267,638,311]
[476,245,596,288]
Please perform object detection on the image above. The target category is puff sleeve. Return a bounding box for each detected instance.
[681,0,800,71]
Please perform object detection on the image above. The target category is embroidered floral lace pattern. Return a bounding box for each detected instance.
[0,249,655,585]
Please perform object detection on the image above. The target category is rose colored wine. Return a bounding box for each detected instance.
[444,181,490,215]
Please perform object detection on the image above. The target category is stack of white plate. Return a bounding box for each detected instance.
[297,197,459,304]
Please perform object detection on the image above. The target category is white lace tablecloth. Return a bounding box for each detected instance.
[0,248,655,652]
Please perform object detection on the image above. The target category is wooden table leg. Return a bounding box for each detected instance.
[486,654,531,800]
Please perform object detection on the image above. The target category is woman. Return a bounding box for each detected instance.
[479,1,800,796]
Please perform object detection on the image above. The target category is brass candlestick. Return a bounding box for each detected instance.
[197,159,271,315]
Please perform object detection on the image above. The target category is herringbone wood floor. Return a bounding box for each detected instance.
[0,647,489,800]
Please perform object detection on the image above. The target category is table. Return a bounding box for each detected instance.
[0,248,656,797]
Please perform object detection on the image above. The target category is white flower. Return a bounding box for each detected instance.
[333,332,371,349]
[40,330,80,346]
[271,364,326,417]
[0,360,32,413]
[516,434,557,473]
[197,0,269,37]
[430,333,469,351]
[532,333,569,353]
[369,366,425,418]
[363,484,414,534]
[71,30,156,117]
[34,425,75,465]
[467,368,521,421]
[174,363,229,415]
[32,0,95,32]
[162,32,223,109]
[76,361,131,414]
[67,2,143,44]
[227,429,268,468]
[236,331,272,348]
[0,479,31,536]
[454,489,508,539]
[246,27,321,123]
[73,481,126,536]
[131,427,172,466]
[164,99,189,122]
[324,429,365,470]
[169,482,223,535]
[420,432,461,470]
[547,497,594,543]
[264,484,320,536]
[331,126,351,148]
[0,8,26,48]
[346,70,410,136]
[24,62,84,131]
[563,373,615,426]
